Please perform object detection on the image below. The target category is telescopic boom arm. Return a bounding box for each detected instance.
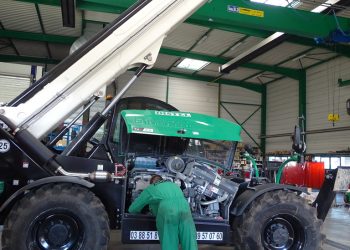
[0,0,208,139]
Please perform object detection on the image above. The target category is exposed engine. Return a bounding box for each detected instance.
[127,155,239,219]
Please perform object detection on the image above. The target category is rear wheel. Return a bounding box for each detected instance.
[232,190,323,250]
[2,183,110,250]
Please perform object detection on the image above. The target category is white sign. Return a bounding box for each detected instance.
[129,231,223,241]
[0,139,10,153]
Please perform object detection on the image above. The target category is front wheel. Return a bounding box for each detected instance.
[2,183,110,250]
[232,190,323,250]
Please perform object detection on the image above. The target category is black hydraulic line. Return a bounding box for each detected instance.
[47,95,99,147]
[8,0,152,107]
[63,64,148,156]
[0,115,59,174]
[62,112,108,156]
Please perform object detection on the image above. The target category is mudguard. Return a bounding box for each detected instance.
[230,183,306,216]
[0,176,94,213]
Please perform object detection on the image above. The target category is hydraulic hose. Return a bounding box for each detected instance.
[275,154,299,184]
[243,153,259,178]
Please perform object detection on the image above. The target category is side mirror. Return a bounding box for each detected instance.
[346,99,350,115]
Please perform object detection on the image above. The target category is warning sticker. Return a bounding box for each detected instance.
[228,5,264,18]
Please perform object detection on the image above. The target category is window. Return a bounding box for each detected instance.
[320,157,330,169]
[330,157,340,170]
[341,157,350,166]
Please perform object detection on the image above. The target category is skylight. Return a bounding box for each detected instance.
[176,58,210,71]
[251,0,301,8]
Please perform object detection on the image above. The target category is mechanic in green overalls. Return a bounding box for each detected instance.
[129,175,198,250]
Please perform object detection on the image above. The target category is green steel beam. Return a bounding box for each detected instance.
[17,0,350,56]
[71,0,350,38]
[220,102,261,149]
[338,78,350,87]
[242,106,261,125]
[305,55,341,70]
[0,30,76,44]
[260,84,266,155]
[0,29,301,78]
[0,54,261,92]
[147,69,262,93]
[299,70,307,143]
[193,1,350,38]
[160,48,301,78]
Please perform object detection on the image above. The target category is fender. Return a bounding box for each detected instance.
[230,183,306,216]
[0,176,94,213]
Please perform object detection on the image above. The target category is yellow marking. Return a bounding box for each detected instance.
[239,7,264,18]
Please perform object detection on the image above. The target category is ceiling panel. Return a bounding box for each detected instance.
[12,40,48,58]
[0,1,41,33]
[0,39,16,55]
[202,63,220,72]
[196,70,221,78]
[279,48,338,69]
[170,67,196,74]
[252,42,312,65]
[84,10,118,23]
[191,30,245,56]
[223,36,264,58]
[153,54,179,70]
[243,71,284,84]
[222,67,261,81]
[163,23,209,51]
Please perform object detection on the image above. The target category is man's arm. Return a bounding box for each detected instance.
[128,189,152,213]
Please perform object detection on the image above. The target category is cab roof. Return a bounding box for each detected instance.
[121,110,241,141]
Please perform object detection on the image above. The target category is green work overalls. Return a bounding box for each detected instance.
[129,181,198,250]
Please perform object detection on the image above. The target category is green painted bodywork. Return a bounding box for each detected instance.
[121,110,242,141]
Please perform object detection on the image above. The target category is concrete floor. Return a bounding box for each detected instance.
[108,207,350,250]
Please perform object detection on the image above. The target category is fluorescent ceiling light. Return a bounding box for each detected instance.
[251,0,301,8]
[177,58,210,71]
[311,0,340,13]
[251,0,288,7]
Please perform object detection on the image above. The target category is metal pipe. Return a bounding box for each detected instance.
[102,64,147,116]
[48,95,99,147]
[200,193,229,206]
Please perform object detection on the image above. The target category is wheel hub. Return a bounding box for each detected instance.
[47,224,69,246]
[34,213,82,250]
[263,216,298,250]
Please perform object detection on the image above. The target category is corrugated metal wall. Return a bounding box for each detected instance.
[220,85,261,145]
[0,62,32,103]
[307,57,350,153]
[168,77,218,116]
[266,78,299,153]
[0,75,30,103]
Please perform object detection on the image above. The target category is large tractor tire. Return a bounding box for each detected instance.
[2,183,110,250]
[232,190,323,250]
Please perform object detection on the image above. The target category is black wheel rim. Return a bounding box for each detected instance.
[28,209,84,250]
[262,214,305,250]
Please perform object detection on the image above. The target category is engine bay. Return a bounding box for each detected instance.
[126,154,239,220]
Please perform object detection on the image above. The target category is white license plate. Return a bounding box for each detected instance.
[129,231,223,241]
[130,231,159,240]
[196,232,223,241]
